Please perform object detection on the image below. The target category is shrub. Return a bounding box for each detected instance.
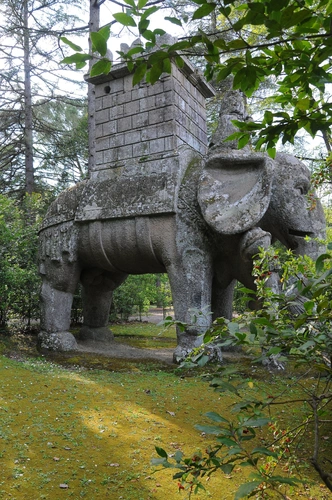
[152,248,332,498]
[0,194,46,328]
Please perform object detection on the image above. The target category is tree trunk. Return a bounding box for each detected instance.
[23,0,35,194]
[88,0,100,175]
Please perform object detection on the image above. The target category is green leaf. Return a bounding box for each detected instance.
[192,3,216,20]
[169,41,192,51]
[138,0,149,8]
[148,62,163,85]
[142,29,156,42]
[237,133,250,149]
[174,450,183,462]
[98,25,111,41]
[205,411,229,423]
[266,347,282,355]
[301,340,316,351]
[221,463,234,475]
[60,53,92,68]
[264,110,273,125]
[197,354,210,367]
[228,39,248,50]
[154,29,166,37]
[296,98,311,111]
[123,0,136,7]
[148,50,168,64]
[155,446,168,458]
[138,18,150,33]
[163,57,171,74]
[91,32,107,56]
[248,2,265,13]
[283,8,312,29]
[303,300,315,314]
[195,424,222,435]
[175,55,184,68]
[252,447,278,458]
[165,16,182,26]
[267,146,276,158]
[213,380,240,395]
[113,12,137,27]
[151,457,168,466]
[234,481,262,500]
[126,46,145,57]
[60,37,82,52]
[243,417,270,427]
[269,475,303,485]
[141,6,159,20]
[90,59,112,76]
[132,62,147,86]
[315,253,331,272]
[217,437,238,447]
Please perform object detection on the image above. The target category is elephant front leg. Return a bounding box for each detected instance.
[166,250,213,362]
[79,269,127,342]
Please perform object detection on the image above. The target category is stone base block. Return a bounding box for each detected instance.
[38,331,78,351]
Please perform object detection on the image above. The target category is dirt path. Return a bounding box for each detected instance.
[76,339,175,364]
[75,308,176,364]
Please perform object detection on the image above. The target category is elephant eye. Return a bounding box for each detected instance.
[295,183,309,195]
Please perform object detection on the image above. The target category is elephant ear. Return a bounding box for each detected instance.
[198,152,273,235]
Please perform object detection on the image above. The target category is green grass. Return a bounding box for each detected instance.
[0,327,331,499]
[112,321,177,349]
[111,321,176,338]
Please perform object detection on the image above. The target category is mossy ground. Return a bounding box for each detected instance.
[0,323,331,499]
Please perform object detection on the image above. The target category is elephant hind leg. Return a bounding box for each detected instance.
[39,263,82,351]
[79,268,127,342]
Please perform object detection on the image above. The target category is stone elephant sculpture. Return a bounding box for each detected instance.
[38,148,325,361]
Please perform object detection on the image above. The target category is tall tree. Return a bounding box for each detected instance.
[0,0,88,195]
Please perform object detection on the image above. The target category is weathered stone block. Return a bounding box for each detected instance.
[149,138,165,154]
[95,151,104,165]
[118,116,132,132]
[103,120,117,136]
[109,104,124,119]
[110,134,125,148]
[132,141,149,157]
[141,126,158,142]
[118,145,133,160]
[123,100,139,116]
[140,95,156,112]
[95,108,109,125]
[132,112,149,128]
[95,137,109,151]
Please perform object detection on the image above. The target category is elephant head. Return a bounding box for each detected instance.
[198,149,325,259]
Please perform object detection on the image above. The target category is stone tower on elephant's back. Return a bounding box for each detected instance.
[78,36,215,222]
[86,37,215,178]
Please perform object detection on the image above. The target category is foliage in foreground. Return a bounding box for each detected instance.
[62,0,332,157]
[153,248,332,498]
